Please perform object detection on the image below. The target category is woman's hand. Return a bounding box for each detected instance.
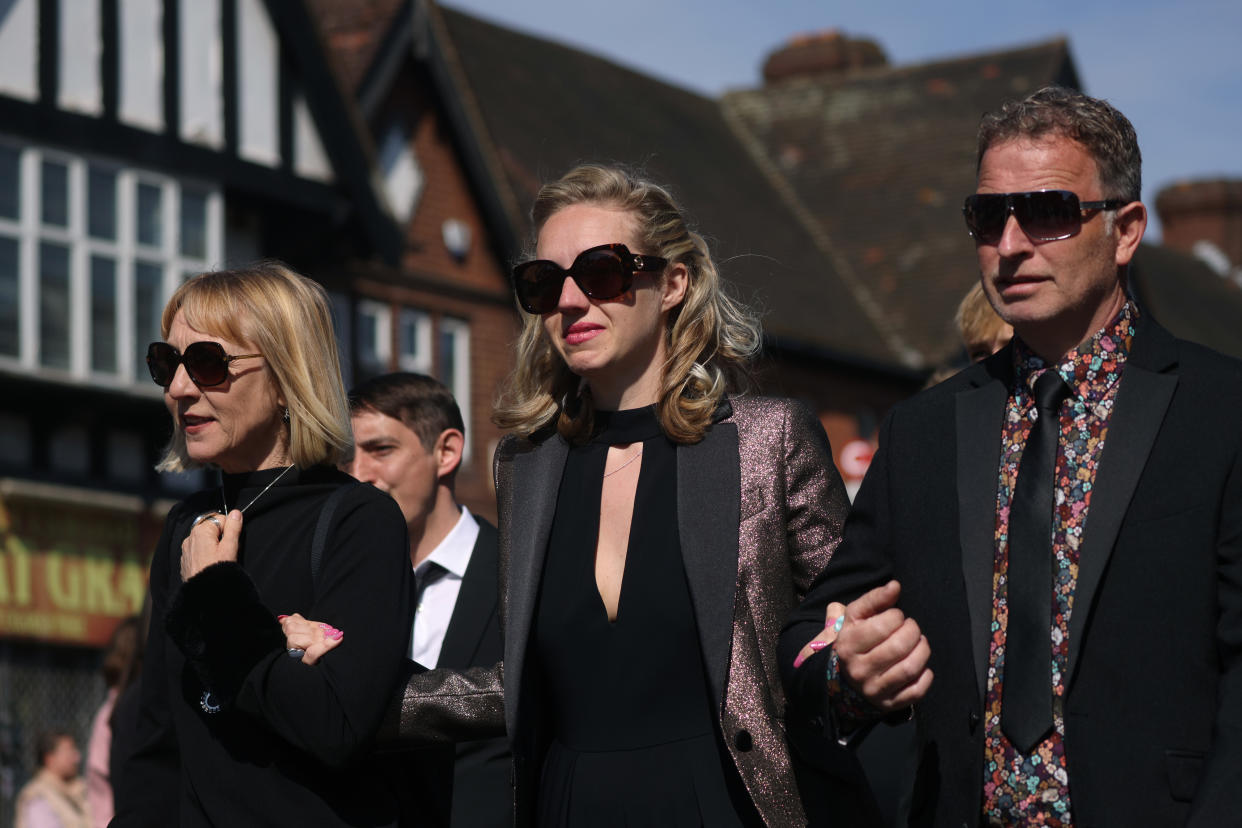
[180,509,243,581]
[278,613,344,665]
[793,602,848,668]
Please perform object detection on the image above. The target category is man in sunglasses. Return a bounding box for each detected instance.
[784,86,1242,826]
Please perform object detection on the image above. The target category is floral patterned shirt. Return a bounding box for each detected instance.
[981,303,1136,826]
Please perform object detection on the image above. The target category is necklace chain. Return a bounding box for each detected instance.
[221,465,294,515]
[603,446,643,479]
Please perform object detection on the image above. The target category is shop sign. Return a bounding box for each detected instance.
[0,493,156,646]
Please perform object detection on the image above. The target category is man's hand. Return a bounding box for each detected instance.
[834,580,933,712]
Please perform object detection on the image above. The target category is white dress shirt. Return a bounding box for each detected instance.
[410,506,479,667]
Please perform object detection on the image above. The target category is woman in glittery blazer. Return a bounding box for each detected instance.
[294,165,859,825]
[489,163,856,827]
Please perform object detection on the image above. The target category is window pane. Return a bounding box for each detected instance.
[357,311,379,367]
[438,328,456,388]
[136,182,162,246]
[134,261,163,378]
[41,160,69,227]
[180,188,207,258]
[0,236,18,356]
[0,145,19,220]
[399,315,420,358]
[88,166,118,240]
[91,255,118,372]
[39,242,71,369]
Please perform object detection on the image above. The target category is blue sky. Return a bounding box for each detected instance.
[443,0,1242,240]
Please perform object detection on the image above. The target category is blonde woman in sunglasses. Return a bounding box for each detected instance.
[112,263,413,828]
[483,163,858,826]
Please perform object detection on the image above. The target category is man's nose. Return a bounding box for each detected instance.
[996,212,1034,257]
[349,455,375,482]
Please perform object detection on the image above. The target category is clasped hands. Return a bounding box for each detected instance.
[795,580,933,713]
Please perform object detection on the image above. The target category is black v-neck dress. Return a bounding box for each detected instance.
[532,407,753,826]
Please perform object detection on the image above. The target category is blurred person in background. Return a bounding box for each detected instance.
[957,282,1014,363]
[85,616,140,828]
[111,263,412,827]
[104,602,148,822]
[15,731,89,828]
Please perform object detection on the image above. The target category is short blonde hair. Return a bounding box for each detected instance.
[493,164,761,444]
[955,282,1011,362]
[155,262,351,472]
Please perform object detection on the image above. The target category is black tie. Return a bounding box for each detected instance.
[1002,369,1070,753]
[412,561,447,612]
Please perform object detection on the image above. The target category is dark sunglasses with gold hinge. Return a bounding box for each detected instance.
[511,243,668,314]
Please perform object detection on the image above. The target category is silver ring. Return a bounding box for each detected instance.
[287,647,306,659]
[191,512,223,535]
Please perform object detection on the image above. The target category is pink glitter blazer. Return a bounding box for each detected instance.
[386,396,849,826]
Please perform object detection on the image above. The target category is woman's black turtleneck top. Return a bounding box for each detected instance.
[112,465,413,828]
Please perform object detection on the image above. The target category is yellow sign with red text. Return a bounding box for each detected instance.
[0,494,158,646]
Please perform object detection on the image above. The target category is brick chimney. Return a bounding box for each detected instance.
[762,30,887,85]
[1155,179,1242,282]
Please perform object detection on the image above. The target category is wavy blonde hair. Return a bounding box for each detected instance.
[493,164,762,444]
[155,262,352,472]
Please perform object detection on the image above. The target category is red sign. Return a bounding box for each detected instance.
[838,439,875,480]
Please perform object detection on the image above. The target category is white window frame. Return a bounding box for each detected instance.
[396,307,431,374]
[438,316,471,460]
[356,299,391,374]
[0,137,221,393]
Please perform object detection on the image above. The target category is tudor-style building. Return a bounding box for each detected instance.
[0,0,419,810]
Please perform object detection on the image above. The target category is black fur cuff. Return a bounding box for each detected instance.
[165,562,284,706]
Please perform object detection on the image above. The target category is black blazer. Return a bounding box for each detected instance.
[783,316,1242,827]
[393,519,512,828]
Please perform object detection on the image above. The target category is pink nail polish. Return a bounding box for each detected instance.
[328,630,343,640]
[809,640,829,652]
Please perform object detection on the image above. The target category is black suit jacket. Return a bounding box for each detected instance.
[783,316,1242,827]
[395,518,512,828]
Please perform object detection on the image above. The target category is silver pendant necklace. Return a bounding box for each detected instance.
[221,464,295,515]
[191,465,295,537]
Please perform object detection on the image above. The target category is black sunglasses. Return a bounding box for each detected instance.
[146,341,262,388]
[962,190,1128,244]
[511,243,668,315]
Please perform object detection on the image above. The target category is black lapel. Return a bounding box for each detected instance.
[1067,318,1178,684]
[677,418,741,709]
[438,519,499,670]
[955,355,1011,701]
[503,435,567,736]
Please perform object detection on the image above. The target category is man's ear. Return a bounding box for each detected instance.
[1113,200,1147,267]
[434,429,465,482]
